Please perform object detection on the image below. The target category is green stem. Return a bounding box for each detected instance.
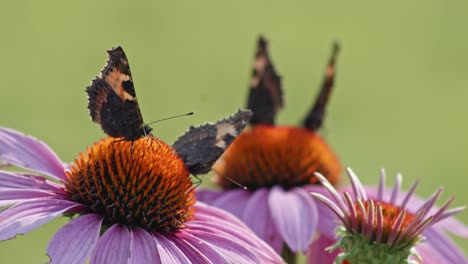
[281,245,297,264]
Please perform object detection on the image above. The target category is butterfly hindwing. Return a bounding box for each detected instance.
[247,36,283,126]
[303,43,340,131]
[86,46,151,140]
[172,109,252,175]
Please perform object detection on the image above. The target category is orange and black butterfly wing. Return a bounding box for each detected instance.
[86,47,151,141]
[247,36,283,126]
[173,109,252,175]
[303,43,340,131]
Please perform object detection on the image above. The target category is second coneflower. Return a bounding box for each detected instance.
[309,168,467,264]
[197,36,342,258]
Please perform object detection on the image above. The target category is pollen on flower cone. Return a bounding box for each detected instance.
[65,136,195,233]
[214,125,341,190]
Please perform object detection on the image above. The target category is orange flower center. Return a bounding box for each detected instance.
[354,200,416,242]
[214,125,341,190]
[65,137,195,233]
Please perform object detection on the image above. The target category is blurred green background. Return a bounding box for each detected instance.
[0,0,466,262]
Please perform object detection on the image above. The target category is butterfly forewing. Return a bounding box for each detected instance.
[86,46,151,140]
[247,36,283,126]
[303,43,340,131]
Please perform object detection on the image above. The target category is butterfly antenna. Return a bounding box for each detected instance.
[146,112,194,126]
[224,176,248,190]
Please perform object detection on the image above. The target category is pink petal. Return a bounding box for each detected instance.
[0,189,65,207]
[173,231,228,263]
[195,189,225,202]
[0,199,85,240]
[182,228,260,263]
[0,128,66,181]
[190,203,284,263]
[47,214,103,264]
[269,187,318,252]
[168,233,215,263]
[211,189,252,218]
[241,188,283,252]
[128,227,160,264]
[307,235,340,264]
[303,185,340,239]
[91,224,131,264]
[0,171,64,192]
[420,227,467,264]
[153,233,191,263]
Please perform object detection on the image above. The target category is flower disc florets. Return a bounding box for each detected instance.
[65,137,195,233]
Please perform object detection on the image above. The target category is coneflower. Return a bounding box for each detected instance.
[309,168,467,264]
[0,121,284,263]
[197,36,342,261]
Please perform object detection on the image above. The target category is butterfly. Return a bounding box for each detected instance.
[86,46,252,175]
[248,36,339,130]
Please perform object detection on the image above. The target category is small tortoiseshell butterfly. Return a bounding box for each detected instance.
[86,46,252,175]
[86,47,151,141]
[248,37,339,130]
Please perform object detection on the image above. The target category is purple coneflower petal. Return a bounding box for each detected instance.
[211,189,252,218]
[346,167,367,200]
[400,178,419,210]
[313,172,347,213]
[182,228,260,263]
[170,233,214,263]
[153,233,191,263]
[421,226,468,264]
[307,235,340,264]
[191,203,283,263]
[0,189,64,206]
[241,188,282,252]
[269,187,317,252]
[0,128,66,181]
[47,214,103,264]
[128,227,160,264]
[195,189,225,202]
[377,168,385,200]
[0,171,64,192]
[0,199,85,240]
[173,231,229,263]
[389,173,402,204]
[91,224,131,264]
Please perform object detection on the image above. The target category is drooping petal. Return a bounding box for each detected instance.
[420,227,467,264]
[0,128,66,181]
[195,189,225,203]
[168,233,216,263]
[241,188,283,252]
[0,171,64,192]
[128,227,160,264]
[173,231,229,263]
[307,235,340,264]
[0,189,65,207]
[190,203,284,263]
[90,224,131,264]
[0,199,85,240]
[152,233,191,264]
[184,228,261,264]
[47,214,103,264]
[211,189,252,218]
[269,186,317,252]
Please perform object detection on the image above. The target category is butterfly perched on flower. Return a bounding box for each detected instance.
[86,46,252,175]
